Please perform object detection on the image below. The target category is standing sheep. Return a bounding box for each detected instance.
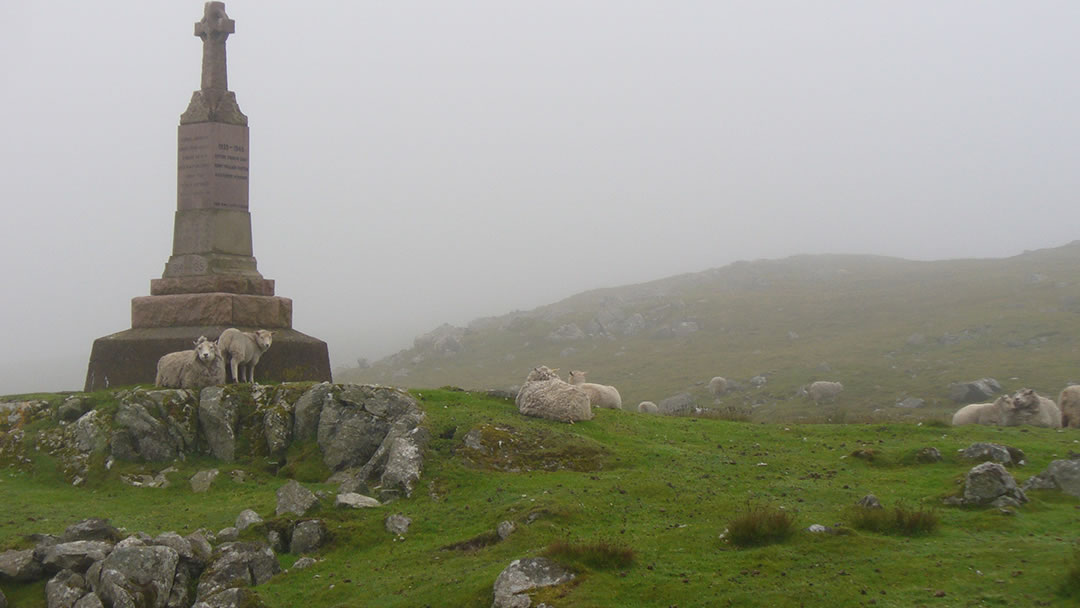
[155,336,226,389]
[807,381,844,403]
[568,371,623,410]
[951,395,1011,426]
[515,366,593,423]
[217,328,274,383]
[1059,385,1080,428]
[1006,388,1062,428]
[708,377,728,397]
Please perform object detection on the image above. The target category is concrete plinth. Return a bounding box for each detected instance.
[84,326,331,391]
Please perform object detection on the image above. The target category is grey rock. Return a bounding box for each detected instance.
[62,519,121,544]
[806,524,828,533]
[190,469,219,493]
[1021,457,1080,497]
[657,393,696,415]
[267,531,285,554]
[915,447,942,463]
[111,401,178,462]
[318,385,420,472]
[46,569,87,608]
[496,521,516,540]
[262,402,293,460]
[73,410,108,455]
[334,493,380,509]
[217,528,239,543]
[369,426,430,498]
[97,545,180,608]
[58,397,92,423]
[72,592,103,608]
[40,541,113,574]
[291,557,317,571]
[750,375,767,388]
[185,532,213,567]
[198,388,239,461]
[962,462,1028,507]
[289,520,327,554]
[275,480,318,517]
[235,509,263,532]
[0,548,45,582]
[463,429,486,452]
[962,443,1021,465]
[856,494,883,509]
[385,514,411,536]
[492,557,575,608]
[947,378,1001,404]
[196,542,280,602]
[896,397,925,409]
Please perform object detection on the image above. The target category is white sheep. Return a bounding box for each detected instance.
[217,328,274,383]
[1006,388,1062,428]
[568,370,623,410]
[155,336,226,389]
[807,381,844,403]
[1059,385,1080,428]
[515,366,593,423]
[951,395,1010,426]
[637,401,659,414]
[708,377,727,397]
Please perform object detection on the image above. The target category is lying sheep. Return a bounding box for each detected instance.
[217,328,274,383]
[807,381,844,403]
[637,401,659,414]
[1006,388,1062,428]
[155,336,225,389]
[708,377,728,397]
[515,366,592,423]
[1059,385,1080,428]
[568,371,623,410]
[952,395,1011,426]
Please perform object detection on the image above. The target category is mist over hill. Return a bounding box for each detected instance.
[338,242,1080,421]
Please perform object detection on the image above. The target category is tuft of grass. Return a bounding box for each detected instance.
[725,503,797,547]
[1061,546,1080,598]
[542,539,635,571]
[850,503,939,536]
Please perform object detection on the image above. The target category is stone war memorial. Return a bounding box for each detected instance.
[85,2,331,390]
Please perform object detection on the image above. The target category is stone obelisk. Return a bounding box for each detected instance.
[85,2,331,390]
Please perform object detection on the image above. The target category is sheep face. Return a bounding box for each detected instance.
[194,339,219,364]
[568,371,587,385]
[1011,389,1039,411]
[254,329,273,351]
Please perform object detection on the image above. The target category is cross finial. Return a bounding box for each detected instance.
[194,2,235,92]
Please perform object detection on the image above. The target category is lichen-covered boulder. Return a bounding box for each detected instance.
[0,548,45,582]
[962,462,1028,507]
[195,542,279,603]
[45,569,88,608]
[198,388,239,462]
[318,385,421,472]
[288,520,327,554]
[1022,457,1080,497]
[93,545,180,608]
[275,480,318,517]
[293,383,333,443]
[492,557,575,608]
[37,541,113,574]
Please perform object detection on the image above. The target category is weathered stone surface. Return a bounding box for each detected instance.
[658,393,696,415]
[97,545,180,608]
[962,442,1021,465]
[111,402,178,462]
[72,592,104,608]
[915,447,942,463]
[275,480,318,517]
[288,520,327,554]
[0,548,45,582]
[62,519,122,544]
[962,462,1028,507]
[198,388,238,461]
[1022,457,1080,497]
[192,587,267,608]
[356,401,429,498]
[216,528,239,543]
[58,397,92,422]
[334,493,380,509]
[293,383,333,442]
[150,275,274,297]
[39,541,113,574]
[291,557,317,571]
[46,569,87,608]
[856,494,883,509]
[190,469,219,493]
[262,401,293,460]
[196,542,280,602]
[497,521,516,541]
[492,557,575,608]
[73,410,109,455]
[948,378,1001,404]
[132,294,292,330]
[235,509,263,532]
[385,514,412,536]
[318,385,420,472]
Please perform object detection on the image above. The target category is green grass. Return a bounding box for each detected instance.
[849,503,940,536]
[725,502,798,547]
[1,388,1079,607]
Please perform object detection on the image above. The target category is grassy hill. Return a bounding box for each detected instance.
[339,242,1080,422]
[1,388,1078,607]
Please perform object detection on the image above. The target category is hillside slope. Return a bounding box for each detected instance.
[339,242,1080,421]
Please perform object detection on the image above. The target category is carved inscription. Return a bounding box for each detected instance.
[177,123,249,211]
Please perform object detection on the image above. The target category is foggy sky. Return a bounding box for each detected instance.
[2,2,1078,394]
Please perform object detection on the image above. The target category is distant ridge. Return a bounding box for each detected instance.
[339,242,1080,422]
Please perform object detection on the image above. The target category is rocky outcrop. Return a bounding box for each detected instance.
[658,393,696,415]
[959,462,1028,507]
[288,520,327,554]
[947,378,1001,404]
[196,542,280,603]
[492,557,575,608]
[961,443,1024,466]
[1022,456,1080,497]
[276,480,318,517]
